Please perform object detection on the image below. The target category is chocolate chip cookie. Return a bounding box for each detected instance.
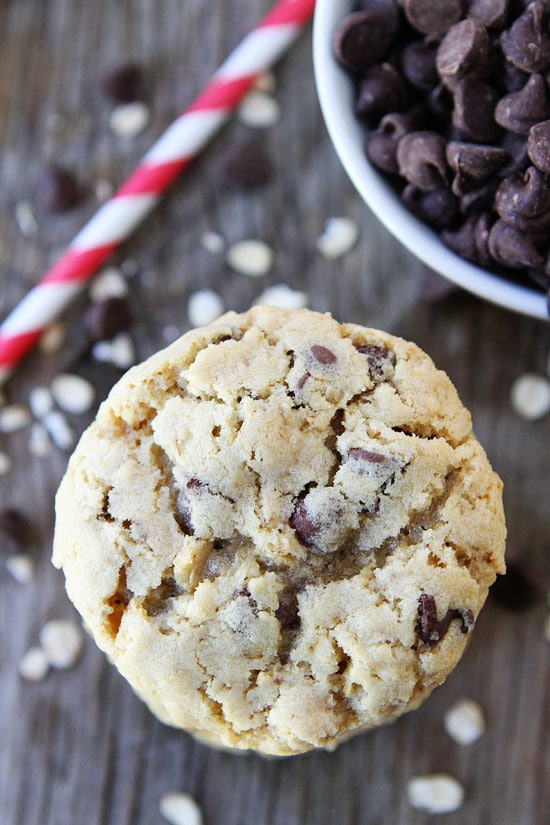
[53,306,506,755]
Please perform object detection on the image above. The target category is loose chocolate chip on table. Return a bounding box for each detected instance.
[401,38,439,91]
[466,0,510,30]
[495,166,550,231]
[355,63,411,118]
[397,131,449,190]
[401,184,459,229]
[403,0,463,36]
[417,593,474,647]
[501,1,550,74]
[0,508,33,550]
[527,119,550,171]
[101,62,143,103]
[84,296,133,342]
[495,73,550,134]
[490,561,540,610]
[34,165,83,213]
[436,19,493,86]
[221,141,272,189]
[452,79,501,143]
[333,11,393,73]
[488,219,544,267]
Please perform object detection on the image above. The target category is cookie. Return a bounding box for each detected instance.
[53,306,505,755]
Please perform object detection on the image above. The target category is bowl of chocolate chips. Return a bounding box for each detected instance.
[313,0,550,320]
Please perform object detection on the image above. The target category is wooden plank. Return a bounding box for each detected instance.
[0,2,549,825]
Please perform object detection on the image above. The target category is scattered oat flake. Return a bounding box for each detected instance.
[19,647,49,682]
[407,775,465,814]
[109,101,151,137]
[6,554,35,585]
[0,405,32,434]
[316,217,359,259]
[29,386,54,419]
[50,373,95,415]
[255,283,308,310]
[14,201,38,237]
[510,374,550,421]
[444,699,486,745]
[187,289,224,328]
[43,410,75,451]
[226,239,274,277]
[92,333,135,369]
[28,422,52,458]
[201,230,225,254]
[159,792,203,825]
[39,619,83,669]
[238,91,281,128]
[0,452,12,476]
[39,322,65,354]
[90,267,129,302]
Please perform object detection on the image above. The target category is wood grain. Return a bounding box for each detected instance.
[0,2,549,824]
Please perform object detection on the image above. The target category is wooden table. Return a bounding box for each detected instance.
[1,2,548,824]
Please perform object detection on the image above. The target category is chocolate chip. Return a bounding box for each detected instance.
[490,561,540,610]
[355,63,411,118]
[357,0,400,34]
[366,108,428,174]
[333,11,393,73]
[221,141,272,189]
[495,165,550,231]
[417,593,474,647]
[0,508,33,551]
[498,130,530,176]
[143,576,183,617]
[310,344,337,365]
[34,165,83,213]
[100,62,143,104]
[401,38,440,91]
[436,19,493,86]
[452,79,501,142]
[84,297,133,342]
[275,587,301,630]
[442,212,494,265]
[461,178,500,216]
[401,184,459,229]
[403,0,463,35]
[466,0,510,30]
[356,343,396,379]
[290,499,320,547]
[527,119,550,171]
[495,73,550,134]
[296,371,311,391]
[488,218,544,267]
[397,131,449,190]
[447,142,510,194]
[348,447,388,463]
[501,1,550,74]
[442,215,481,263]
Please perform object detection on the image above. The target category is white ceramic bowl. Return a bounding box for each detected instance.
[313,1,548,321]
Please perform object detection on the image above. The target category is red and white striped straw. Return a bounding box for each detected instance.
[0,0,316,386]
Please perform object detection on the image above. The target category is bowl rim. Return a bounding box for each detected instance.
[312,0,548,322]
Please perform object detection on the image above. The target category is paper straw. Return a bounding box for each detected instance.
[0,0,316,385]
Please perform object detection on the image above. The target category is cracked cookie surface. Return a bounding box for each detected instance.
[53,306,506,755]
